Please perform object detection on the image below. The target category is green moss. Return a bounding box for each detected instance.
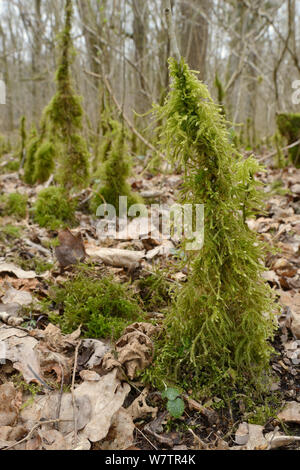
[145,58,277,399]
[18,116,27,165]
[0,193,28,219]
[30,0,90,191]
[90,128,143,214]
[273,131,287,168]
[34,140,56,183]
[0,134,11,157]
[137,272,173,311]
[48,270,142,339]
[24,126,39,184]
[0,224,23,241]
[16,256,53,275]
[276,113,300,167]
[34,186,77,229]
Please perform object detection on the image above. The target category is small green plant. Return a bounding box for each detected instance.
[48,269,142,339]
[162,387,185,419]
[90,127,142,214]
[34,186,77,229]
[276,112,300,167]
[0,192,27,219]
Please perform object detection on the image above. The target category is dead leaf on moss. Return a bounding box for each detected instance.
[39,323,81,353]
[55,229,86,268]
[85,246,145,269]
[102,322,159,380]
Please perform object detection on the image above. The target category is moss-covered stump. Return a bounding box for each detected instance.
[276,113,300,167]
[146,58,277,399]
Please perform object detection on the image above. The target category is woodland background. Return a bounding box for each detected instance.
[0,0,299,145]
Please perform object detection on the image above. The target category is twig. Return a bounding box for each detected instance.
[164,0,181,62]
[71,340,81,447]
[258,138,300,162]
[3,419,70,450]
[135,425,158,450]
[55,363,65,431]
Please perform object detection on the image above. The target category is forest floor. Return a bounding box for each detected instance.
[0,152,299,451]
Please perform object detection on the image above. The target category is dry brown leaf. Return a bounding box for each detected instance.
[0,383,22,427]
[100,408,135,450]
[0,325,41,383]
[0,263,36,279]
[102,322,159,380]
[85,245,145,269]
[55,229,86,268]
[277,401,300,424]
[75,368,130,442]
[127,389,158,421]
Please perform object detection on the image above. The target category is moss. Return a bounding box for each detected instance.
[18,116,27,165]
[24,126,40,184]
[90,127,143,214]
[30,0,90,190]
[273,131,287,168]
[16,256,53,275]
[145,58,277,399]
[33,140,56,183]
[34,186,77,230]
[276,113,300,167]
[0,134,11,157]
[137,272,173,311]
[0,193,27,219]
[48,269,142,339]
[0,224,23,241]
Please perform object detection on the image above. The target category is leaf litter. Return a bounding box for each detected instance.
[0,164,299,450]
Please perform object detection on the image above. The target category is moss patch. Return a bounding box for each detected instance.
[145,58,277,399]
[48,270,143,339]
[34,186,77,229]
[276,113,300,167]
[0,193,28,219]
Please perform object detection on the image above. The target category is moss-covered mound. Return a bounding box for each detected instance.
[0,192,28,219]
[276,113,300,167]
[34,186,77,230]
[147,58,277,398]
[48,270,142,339]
